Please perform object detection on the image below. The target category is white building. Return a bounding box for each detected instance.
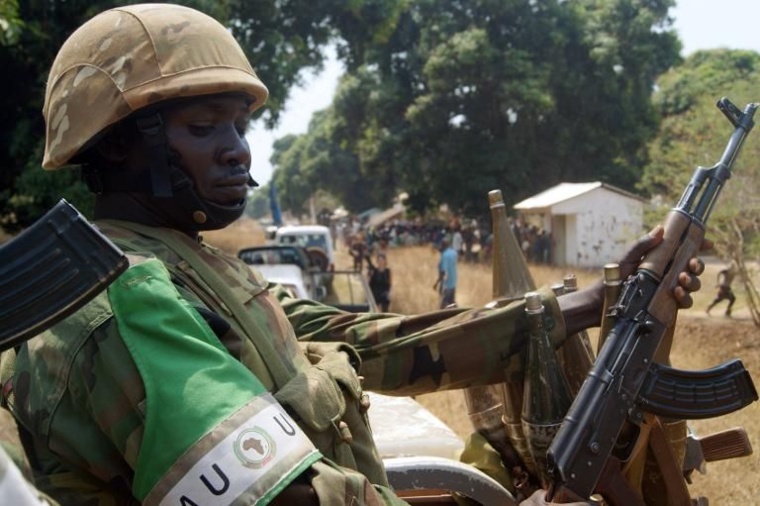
[513,182,645,268]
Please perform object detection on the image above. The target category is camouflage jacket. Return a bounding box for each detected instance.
[1,221,565,505]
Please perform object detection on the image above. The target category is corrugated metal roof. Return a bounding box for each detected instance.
[514,182,601,209]
[368,204,405,227]
[513,182,643,210]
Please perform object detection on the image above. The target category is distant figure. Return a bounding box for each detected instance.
[433,238,458,309]
[451,227,464,260]
[706,262,738,317]
[349,233,367,272]
[366,252,392,312]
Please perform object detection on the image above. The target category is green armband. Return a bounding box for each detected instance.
[109,258,321,505]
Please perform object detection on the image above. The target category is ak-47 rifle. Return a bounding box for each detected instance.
[0,199,128,351]
[546,98,759,504]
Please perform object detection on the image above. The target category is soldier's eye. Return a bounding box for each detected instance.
[235,121,249,136]
[189,125,214,136]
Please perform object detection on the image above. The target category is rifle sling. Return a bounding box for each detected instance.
[102,220,295,389]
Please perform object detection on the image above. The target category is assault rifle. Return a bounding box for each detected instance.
[546,98,759,504]
[0,199,128,351]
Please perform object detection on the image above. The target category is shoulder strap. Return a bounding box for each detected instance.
[99,220,296,389]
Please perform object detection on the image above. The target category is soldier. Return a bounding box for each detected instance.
[0,4,705,505]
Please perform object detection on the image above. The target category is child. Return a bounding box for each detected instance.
[367,252,392,312]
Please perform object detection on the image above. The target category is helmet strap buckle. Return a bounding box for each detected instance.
[135,113,173,198]
[81,164,104,194]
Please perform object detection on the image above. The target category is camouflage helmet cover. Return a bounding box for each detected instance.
[42,3,269,170]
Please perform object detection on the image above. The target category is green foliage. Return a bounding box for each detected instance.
[245,185,271,220]
[231,0,405,126]
[271,0,680,219]
[1,0,726,238]
[640,49,760,265]
[0,0,22,45]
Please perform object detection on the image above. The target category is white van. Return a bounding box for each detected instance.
[273,225,335,271]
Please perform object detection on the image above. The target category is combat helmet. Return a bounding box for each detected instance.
[43,3,268,170]
[42,3,268,230]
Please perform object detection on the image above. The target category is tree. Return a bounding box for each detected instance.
[245,184,271,220]
[271,134,313,217]
[0,0,22,46]
[229,0,404,126]
[3,0,684,232]
[540,0,681,186]
[274,0,681,218]
[640,49,760,325]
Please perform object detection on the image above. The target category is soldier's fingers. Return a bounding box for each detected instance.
[689,257,706,276]
[619,225,665,279]
[674,285,694,309]
[678,270,702,293]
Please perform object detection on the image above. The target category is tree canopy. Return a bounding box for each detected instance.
[7,0,758,242]
[639,49,760,253]
[270,0,682,219]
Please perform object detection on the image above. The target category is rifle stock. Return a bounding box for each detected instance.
[0,199,128,351]
[546,98,759,502]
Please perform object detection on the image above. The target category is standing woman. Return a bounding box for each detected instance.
[367,252,392,312]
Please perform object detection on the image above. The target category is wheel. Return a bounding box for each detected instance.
[385,456,517,506]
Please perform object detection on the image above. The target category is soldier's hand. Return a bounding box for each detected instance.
[618,225,709,309]
[558,225,710,338]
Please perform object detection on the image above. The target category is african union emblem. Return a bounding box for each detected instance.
[234,427,277,469]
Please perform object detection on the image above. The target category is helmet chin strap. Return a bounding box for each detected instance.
[165,166,256,231]
[84,110,258,232]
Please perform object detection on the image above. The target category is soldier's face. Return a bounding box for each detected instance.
[162,94,252,205]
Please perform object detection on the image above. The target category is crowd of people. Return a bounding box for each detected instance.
[336,216,555,312]
[338,214,554,268]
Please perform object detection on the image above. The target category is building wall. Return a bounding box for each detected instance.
[553,187,643,267]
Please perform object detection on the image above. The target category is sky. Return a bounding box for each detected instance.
[246,0,760,186]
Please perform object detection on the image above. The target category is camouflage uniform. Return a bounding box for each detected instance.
[2,220,565,505]
[1,222,564,504]
[1,4,567,505]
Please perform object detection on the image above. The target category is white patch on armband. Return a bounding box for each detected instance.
[150,396,320,506]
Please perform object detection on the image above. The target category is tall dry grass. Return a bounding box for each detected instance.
[384,246,599,312]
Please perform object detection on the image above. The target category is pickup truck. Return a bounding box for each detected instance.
[238,245,378,313]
